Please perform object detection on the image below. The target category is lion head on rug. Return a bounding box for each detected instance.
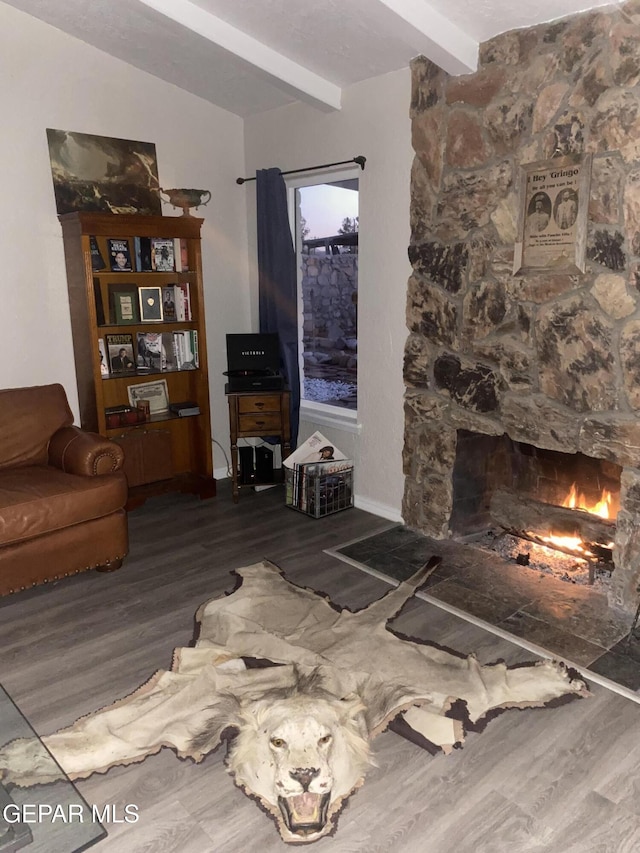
[224,670,372,842]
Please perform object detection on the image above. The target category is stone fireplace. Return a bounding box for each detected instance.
[402,1,640,614]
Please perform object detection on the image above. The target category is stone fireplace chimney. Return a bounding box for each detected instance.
[403,1,640,614]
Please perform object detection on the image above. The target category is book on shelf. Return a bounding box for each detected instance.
[136,331,184,371]
[160,282,191,322]
[105,333,135,373]
[134,236,153,272]
[161,285,178,322]
[107,238,133,272]
[98,338,109,377]
[175,281,191,320]
[92,278,105,325]
[161,332,178,371]
[151,237,175,271]
[136,331,164,370]
[172,329,199,369]
[90,236,106,271]
[190,329,199,368]
[174,238,189,272]
[169,401,200,417]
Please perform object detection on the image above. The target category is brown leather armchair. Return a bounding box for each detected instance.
[0,384,129,596]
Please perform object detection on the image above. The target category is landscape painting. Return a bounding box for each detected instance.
[46,129,161,216]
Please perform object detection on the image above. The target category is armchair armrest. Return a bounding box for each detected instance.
[48,426,125,476]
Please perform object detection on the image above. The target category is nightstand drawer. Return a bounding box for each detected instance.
[238,395,281,414]
[238,412,282,433]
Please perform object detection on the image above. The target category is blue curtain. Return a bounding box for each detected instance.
[256,167,300,448]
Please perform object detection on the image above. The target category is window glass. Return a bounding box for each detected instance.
[294,177,358,412]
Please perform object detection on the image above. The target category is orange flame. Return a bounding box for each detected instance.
[531,483,614,557]
[562,483,612,519]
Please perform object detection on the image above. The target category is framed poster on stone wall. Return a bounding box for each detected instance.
[513,154,592,276]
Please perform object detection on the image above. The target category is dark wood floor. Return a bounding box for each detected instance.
[2,482,640,852]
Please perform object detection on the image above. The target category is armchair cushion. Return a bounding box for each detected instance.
[0,465,128,546]
[0,384,73,470]
[0,382,129,595]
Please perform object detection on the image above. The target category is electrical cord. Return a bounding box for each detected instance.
[211,437,275,479]
[212,438,232,479]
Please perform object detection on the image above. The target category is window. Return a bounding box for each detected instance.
[289,171,359,415]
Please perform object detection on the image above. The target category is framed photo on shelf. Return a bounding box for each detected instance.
[105,333,135,373]
[139,286,163,322]
[109,286,139,324]
[127,378,169,414]
[513,154,592,276]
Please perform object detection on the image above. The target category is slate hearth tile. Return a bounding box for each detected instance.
[426,579,522,625]
[364,525,423,550]
[588,649,640,691]
[414,538,555,601]
[338,540,388,563]
[359,551,434,583]
[498,611,607,667]
[612,632,640,663]
[337,525,416,560]
[521,591,631,650]
[391,538,450,569]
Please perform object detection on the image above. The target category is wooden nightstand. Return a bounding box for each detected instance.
[225,386,291,502]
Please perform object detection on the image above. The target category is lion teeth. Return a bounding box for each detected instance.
[289,793,321,821]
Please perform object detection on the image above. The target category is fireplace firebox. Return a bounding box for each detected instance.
[449,430,622,587]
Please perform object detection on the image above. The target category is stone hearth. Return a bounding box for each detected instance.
[402,1,640,614]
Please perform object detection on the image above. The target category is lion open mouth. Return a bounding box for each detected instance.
[279,792,330,835]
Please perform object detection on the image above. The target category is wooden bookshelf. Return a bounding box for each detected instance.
[59,211,215,504]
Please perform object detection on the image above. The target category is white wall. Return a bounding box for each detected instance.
[0,2,250,474]
[1,2,413,516]
[244,69,413,521]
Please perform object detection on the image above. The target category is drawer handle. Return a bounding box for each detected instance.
[255,420,266,426]
[255,402,265,409]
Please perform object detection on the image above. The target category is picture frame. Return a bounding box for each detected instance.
[109,286,139,324]
[127,379,169,414]
[513,154,592,276]
[139,286,163,323]
[46,129,161,216]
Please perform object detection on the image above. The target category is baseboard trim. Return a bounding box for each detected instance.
[354,494,403,523]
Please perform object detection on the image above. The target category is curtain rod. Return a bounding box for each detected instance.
[236,155,366,185]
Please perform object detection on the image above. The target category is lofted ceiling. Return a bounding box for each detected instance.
[3,0,621,116]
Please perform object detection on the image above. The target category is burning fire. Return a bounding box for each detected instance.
[542,534,586,554]
[535,483,614,557]
[562,483,612,519]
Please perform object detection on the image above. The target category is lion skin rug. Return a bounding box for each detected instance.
[0,558,589,843]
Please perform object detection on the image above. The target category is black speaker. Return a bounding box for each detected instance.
[255,445,274,482]
[238,446,255,484]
